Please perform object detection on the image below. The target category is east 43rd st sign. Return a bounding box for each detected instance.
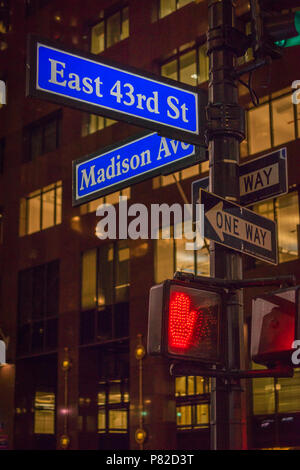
[27,36,207,146]
[200,189,278,265]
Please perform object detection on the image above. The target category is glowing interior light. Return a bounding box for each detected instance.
[168,291,200,350]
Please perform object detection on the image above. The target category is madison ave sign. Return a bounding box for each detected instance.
[27,36,207,146]
[200,189,278,265]
[73,132,205,206]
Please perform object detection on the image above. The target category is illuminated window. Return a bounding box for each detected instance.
[0,1,9,50]
[155,225,210,284]
[91,6,129,54]
[177,405,192,427]
[252,365,300,415]
[81,248,97,311]
[19,181,62,236]
[248,103,271,155]
[175,376,210,430]
[253,372,276,415]
[238,22,253,67]
[176,375,210,397]
[161,43,209,86]
[23,111,61,162]
[179,50,197,87]
[80,188,131,215]
[244,90,299,157]
[272,94,295,147]
[277,369,300,413]
[152,163,206,189]
[97,379,129,434]
[17,260,59,356]
[80,241,130,344]
[159,0,193,18]
[81,113,116,136]
[34,391,55,435]
[253,192,299,264]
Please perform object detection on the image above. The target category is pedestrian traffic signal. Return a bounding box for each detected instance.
[147,279,224,364]
[251,286,300,367]
[250,0,300,59]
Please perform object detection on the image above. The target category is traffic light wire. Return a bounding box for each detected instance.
[238,71,259,107]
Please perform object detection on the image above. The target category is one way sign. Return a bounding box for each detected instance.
[239,147,287,206]
[200,189,278,265]
[192,148,287,211]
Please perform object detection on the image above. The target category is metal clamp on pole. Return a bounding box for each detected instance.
[205,103,245,142]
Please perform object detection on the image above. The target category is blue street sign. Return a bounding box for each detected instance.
[27,36,207,146]
[73,132,205,206]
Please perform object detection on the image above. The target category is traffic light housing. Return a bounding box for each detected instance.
[251,286,300,367]
[147,279,224,364]
[250,1,300,59]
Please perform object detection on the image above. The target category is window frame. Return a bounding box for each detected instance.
[80,241,130,345]
[154,225,210,284]
[23,111,61,162]
[160,41,209,87]
[20,181,62,236]
[175,375,210,431]
[90,4,129,55]
[248,190,300,267]
[158,0,194,19]
[97,378,129,434]
[244,90,299,157]
[17,260,60,357]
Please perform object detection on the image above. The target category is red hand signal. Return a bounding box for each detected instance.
[168,292,199,350]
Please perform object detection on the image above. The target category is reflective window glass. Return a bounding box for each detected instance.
[42,188,55,229]
[109,409,127,432]
[155,237,174,283]
[107,12,121,48]
[161,59,177,81]
[276,192,299,263]
[34,391,55,434]
[196,404,209,427]
[160,0,176,18]
[91,21,105,54]
[81,249,97,310]
[278,369,300,413]
[109,382,121,404]
[27,193,41,234]
[272,95,295,146]
[248,103,271,155]
[121,7,129,40]
[175,376,186,396]
[176,405,192,427]
[179,50,197,86]
[98,409,106,432]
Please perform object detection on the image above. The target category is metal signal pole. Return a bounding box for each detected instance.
[206,0,248,449]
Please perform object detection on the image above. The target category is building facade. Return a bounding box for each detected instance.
[0,0,300,450]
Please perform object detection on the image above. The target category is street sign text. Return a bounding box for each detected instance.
[27,37,207,145]
[200,189,278,264]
